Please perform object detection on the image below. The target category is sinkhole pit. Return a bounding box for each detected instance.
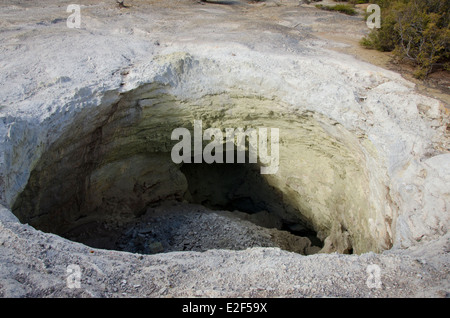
[10,78,395,256]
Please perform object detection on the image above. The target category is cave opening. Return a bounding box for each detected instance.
[11,147,324,255]
[9,83,392,255]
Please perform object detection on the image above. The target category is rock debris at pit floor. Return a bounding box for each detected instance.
[105,203,319,255]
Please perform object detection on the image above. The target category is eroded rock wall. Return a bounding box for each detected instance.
[10,53,399,254]
[1,38,447,255]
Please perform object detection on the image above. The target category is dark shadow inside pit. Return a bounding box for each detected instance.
[12,146,323,255]
[180,157,323,248]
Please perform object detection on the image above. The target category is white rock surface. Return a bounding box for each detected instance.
[0,0,448,297]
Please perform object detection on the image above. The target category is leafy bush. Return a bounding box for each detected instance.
[361,0,450,78]
[315,4,357,16]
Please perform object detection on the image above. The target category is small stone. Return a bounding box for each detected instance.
[148,242,164,254]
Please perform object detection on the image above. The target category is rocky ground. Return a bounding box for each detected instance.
[1,205,448,297]
[0,0,448,298]
[65,201,320,255]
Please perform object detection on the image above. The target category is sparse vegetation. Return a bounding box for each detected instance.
[315,4,357,16]
[349,0,368,3]
[360,0,450,79]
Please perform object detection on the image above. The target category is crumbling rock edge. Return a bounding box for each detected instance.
[0,204,449,297]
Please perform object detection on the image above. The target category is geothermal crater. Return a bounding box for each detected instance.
[10,61,392,256]
[0,0,448,298]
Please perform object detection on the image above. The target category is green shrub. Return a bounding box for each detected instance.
[348,0,369,4]
[315,4,357,16]
[360,0,450,78]
[359,36,373,49]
